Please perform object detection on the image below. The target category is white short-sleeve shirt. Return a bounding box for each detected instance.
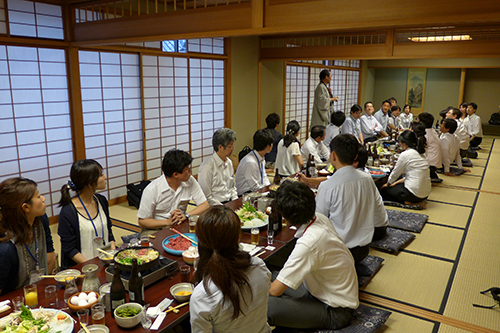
[137,175,207,221]
[235,150,271,196]
[315,166,388,248]
[275,139,302,176]
[277,213,359,309]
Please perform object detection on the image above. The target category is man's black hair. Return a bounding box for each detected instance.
[274,181,315,227]
[469,102,478,111]
[418,112,434,129]
[330,111,346,127]
[162,149,193,177]
[265,113,281,129]
[443,118,457,134]
[319,69,330,81]
[329,134,359,165]
[310,125,326,139]
[253,128,274,151]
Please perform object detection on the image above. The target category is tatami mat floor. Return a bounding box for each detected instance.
[47,136,500,332]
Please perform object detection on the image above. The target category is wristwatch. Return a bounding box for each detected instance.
[185,212,190,220]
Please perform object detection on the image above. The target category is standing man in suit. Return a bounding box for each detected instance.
[310,70,338,129]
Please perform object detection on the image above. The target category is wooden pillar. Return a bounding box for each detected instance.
[66,46,86,161]
[458,68,467,105]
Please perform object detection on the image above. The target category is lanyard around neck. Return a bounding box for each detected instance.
[78,194,105,245]
[24,226,39,270]
[252,150,264,184]
[303,216,317,234]
[350,115,359,133]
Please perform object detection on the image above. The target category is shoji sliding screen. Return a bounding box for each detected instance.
[142,55,225,180]
[0,45,72,217]
[79,51,143,199]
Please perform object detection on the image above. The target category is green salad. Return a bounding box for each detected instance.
[235,202,267,223]
[1,305,51,333]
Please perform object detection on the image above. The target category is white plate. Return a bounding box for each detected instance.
[39,309,74,333]
[1,309,74,333]
[241,217,268,230]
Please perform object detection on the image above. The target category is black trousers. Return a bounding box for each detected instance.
[380,183,426,204]
[469,136,482,148]
[429,165,440,180]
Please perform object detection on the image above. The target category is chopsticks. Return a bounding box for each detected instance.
[97,248,115,257]
[165,302,189,314]
[170,228,198,245]
[80,323,91,333]
[41,275,85,278]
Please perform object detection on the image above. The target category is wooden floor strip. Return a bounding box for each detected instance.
[360,292,500,333]
[111,218,141,233]
[433,184,500,196]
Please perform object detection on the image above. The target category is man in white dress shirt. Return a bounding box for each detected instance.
[235,129,273,196]
[446,107,472,158]
[316,134,388,265]
[418,112,443,183]
[360,101,387,143]
[301,125,330,165]
[268,181,358,332]
[324,111,345,152]
[439,119,470,177]
[341,104,364,143]
[374,100,394,132]
[198,128,238,205]
[138,149,209,235]
[466,102,483,150]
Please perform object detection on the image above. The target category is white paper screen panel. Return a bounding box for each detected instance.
[7,0,63,40]
[142,55,225,179]
[79,50,143,200]
[0,45,72,217]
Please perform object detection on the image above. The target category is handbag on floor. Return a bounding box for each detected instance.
[126,180,151,209]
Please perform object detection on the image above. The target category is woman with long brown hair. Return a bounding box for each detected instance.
[0,177,48,295]
[190,206,271,333]
[58,159,115,269]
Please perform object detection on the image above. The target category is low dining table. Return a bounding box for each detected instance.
[0,189,298,333]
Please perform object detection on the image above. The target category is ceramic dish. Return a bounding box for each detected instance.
[162,234,198,256]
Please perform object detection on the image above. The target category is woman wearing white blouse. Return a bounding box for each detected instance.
[381,130,431,207]
[190,206,271,333]
[275,120,303,178]
[398,104,414,129]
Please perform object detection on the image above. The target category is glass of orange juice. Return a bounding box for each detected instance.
[24,284,38,308]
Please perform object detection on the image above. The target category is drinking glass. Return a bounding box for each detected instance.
[44,285,58,308]
[267,229,274,245]
[23,284,38,308]
[77,308,89,327]
[180,265,191,283]
[12,296,24,312]
[91,303,106,325]
[251,228,260,245]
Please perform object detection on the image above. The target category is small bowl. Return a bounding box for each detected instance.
[98,249,117,265]
[182,252,198,265]
[67,291,100,312]
[379,158,389,164]
[114,303,144,328]
[77,325,109,333]
[170,283,194,303]
[55,269,81,286]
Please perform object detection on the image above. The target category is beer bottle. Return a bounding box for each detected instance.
[110,266,127,317]
[273,169,281,185]
[305,154,313,177]
[268,201,282,233]
[309,155,317,178]
[128,259,144,305]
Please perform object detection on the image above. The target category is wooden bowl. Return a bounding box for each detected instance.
[67,291,100,312]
